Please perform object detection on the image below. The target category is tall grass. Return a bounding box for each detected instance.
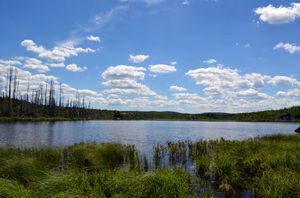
[153,134,300,197]
[0,178,30,198]
[0,143,194,197]
[0,134,299,197]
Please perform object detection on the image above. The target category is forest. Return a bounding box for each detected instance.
[1,66,300,122]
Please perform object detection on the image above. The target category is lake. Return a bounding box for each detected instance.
[0,120,298,155]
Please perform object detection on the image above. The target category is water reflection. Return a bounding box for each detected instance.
[0,121,298,155]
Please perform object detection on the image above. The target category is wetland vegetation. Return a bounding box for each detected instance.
[0,134,299,197]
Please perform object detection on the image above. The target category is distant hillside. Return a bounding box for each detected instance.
[231,106,300,122]
[120,107,300,122]
[0,96,299,122]
[0,69,298,122]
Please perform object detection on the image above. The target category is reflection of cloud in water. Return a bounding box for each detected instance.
[0,121,297,154]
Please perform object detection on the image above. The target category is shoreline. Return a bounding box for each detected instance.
[0,116,300,123]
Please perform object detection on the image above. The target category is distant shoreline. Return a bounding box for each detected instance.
[1,116,300,123]
[1,98,300,122]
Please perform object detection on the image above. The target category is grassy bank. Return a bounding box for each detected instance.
[0,134,300,197]
[0,117,75,122]
[0,116,104,122]
[153,134,300,197]
[0,143,194,197]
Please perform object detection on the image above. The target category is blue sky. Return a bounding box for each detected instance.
[0,0,300,113]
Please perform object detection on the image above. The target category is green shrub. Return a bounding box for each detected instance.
[195,156,210,178]
[256,170,300,198]
[64,143,139,170]
[140,169,193,198]
[26,147,62,169]
[97,143,128,169]
[0,178,30,198]
[31,173,73,197]
[153,145,164,169]
[213,152,241,194]
[0,157,45,186]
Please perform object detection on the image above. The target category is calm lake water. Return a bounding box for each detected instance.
[0,120,298,155]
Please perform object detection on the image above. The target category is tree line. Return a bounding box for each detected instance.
[0,66,299,122]
[0,66,100,119]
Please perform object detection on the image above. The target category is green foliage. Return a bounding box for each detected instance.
[0,157,45,186]
[256,169,300,198]
[139,169,192,198]
[0,143,194,197]
[195,156,210,178]
[152,134,300,197]
[1,97,300,121]
[167,141,187,167]
[153,145,164,169]
[30,173,76,197]
[1,134,300,197]
[212,152,241,194]
[0,179,30,198]
[64,143,140,170]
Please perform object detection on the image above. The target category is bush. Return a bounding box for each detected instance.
[213,152,241,194]
[195,156,210,178]
[256,170,300,198]
[0,178,30,198]
[140,169,192,198]
[64,143,139,170]
[0,157,45,186]
[31,173,74,197]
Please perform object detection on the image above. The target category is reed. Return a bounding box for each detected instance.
[0,134,299,197]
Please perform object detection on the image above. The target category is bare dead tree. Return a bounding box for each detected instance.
[7,66,13,115]
[16,80,20,100]
[59,83,63,107]
[48,80,56,116]
[39,85,44,106]
[5,72,9,98]
[44,82,48,106]
[12,68,18,100]
[8,67,12,99]
[26,80,30,102]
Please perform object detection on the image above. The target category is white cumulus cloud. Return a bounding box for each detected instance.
[274,42,300,54]
[23,58,50,73]
[268,76,300,87]
[49,63,65,68]
[149,64,176,73]
[21,39,95,62]
[255,3,300,24]
[128,54,150,63]
[277,89,300,97]
[170,86,187,92]
[237,89,272,100]
[87,35,101,43]
[102,65,146,80]
[66,64,87,72]
[101,65,156,96]
[203,58,218,65]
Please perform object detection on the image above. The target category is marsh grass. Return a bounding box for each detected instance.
[0,178,30,198]
[0,134,299,197]
[0,143,195,197]
[153,134,300,197]
[256,169,300,198]
[195,156,210,178]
